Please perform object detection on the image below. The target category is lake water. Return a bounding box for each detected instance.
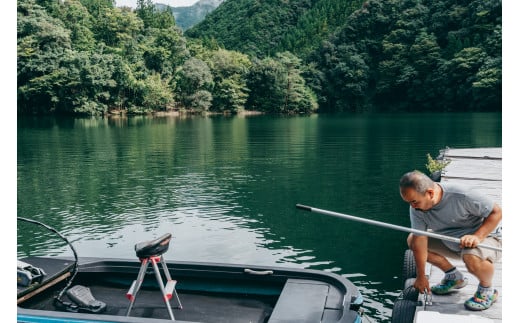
[17,112,501,321]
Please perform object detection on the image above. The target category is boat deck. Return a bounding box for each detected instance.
[17,257,277,323]
[18,256,361,323]
[415,147,502,322]
[22,283,275,323]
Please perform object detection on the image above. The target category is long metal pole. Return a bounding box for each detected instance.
[295,204,502,252]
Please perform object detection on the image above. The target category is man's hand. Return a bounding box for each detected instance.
[414,275,430,294]
[460,234,482,248]
[466,203,502,248]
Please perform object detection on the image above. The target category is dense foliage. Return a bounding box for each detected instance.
[310,0,502,112]
[188,0,501,112]
[17,0,317,115]
[186,0,365,58]
[17,0,501,115]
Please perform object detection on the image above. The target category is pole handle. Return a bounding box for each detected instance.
[296,204,502,252]
[295,204,312,211]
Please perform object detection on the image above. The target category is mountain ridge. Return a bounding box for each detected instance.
[156,0,224,31]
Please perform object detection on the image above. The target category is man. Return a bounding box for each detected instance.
[399,170,502,311]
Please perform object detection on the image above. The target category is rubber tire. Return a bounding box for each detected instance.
[402,249,416,283]
[391,299,417,323]
[401,278,419,301]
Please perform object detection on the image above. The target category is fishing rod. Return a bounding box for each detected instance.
[295,204,502,252]
[17,217,80,311]
[18,217,107,313]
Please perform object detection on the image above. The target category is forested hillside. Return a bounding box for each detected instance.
[187,0,501,112]
[17,0,501,115]
[311,0,502,112]
[17,0,316,115]
[186,0,365,58]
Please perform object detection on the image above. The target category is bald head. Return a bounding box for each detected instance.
[399,170,435,194]
[399,171,439,211]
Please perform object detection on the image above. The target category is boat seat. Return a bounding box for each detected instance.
[268,279,330,323]
[134,233,172,259]
[126,233,182,321]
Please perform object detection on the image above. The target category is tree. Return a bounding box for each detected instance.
[441,47,487,111]
[143,27,189,77]
[136,0,176,29]
[405,31,443,110]
[207,49,251,113]
[315,40,370,112]
[277,52,318,113]
[247,52,317,114]
[93,5,143,48]
[246,57,286,112]
[57,0,96,51]
[136,0,155,29]
[174,58,214,111]
[134,73,175,111]
[17,0,73,113]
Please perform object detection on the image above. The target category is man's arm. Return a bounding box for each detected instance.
[460,203,502,248]
[409,234,430,293]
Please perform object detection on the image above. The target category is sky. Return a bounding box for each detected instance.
[116,0,199,8]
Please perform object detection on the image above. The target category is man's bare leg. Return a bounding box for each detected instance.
[463,254,494,287]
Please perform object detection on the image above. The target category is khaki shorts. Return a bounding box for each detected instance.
[428,236,502,263]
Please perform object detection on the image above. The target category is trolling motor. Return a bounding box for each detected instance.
[18,217,106,314]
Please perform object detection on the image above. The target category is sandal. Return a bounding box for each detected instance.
[464,289,498,311]
[431,277,468,295]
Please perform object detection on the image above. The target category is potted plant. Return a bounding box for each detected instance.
[425,153,450,182]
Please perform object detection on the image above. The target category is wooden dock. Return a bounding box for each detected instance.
[413,147,502,322]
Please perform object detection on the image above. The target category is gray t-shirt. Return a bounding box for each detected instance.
[409,182,497,252]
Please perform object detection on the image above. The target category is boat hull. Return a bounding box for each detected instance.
[17,256,363,323]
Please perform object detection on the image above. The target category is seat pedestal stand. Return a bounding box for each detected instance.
[126,255,182,321]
